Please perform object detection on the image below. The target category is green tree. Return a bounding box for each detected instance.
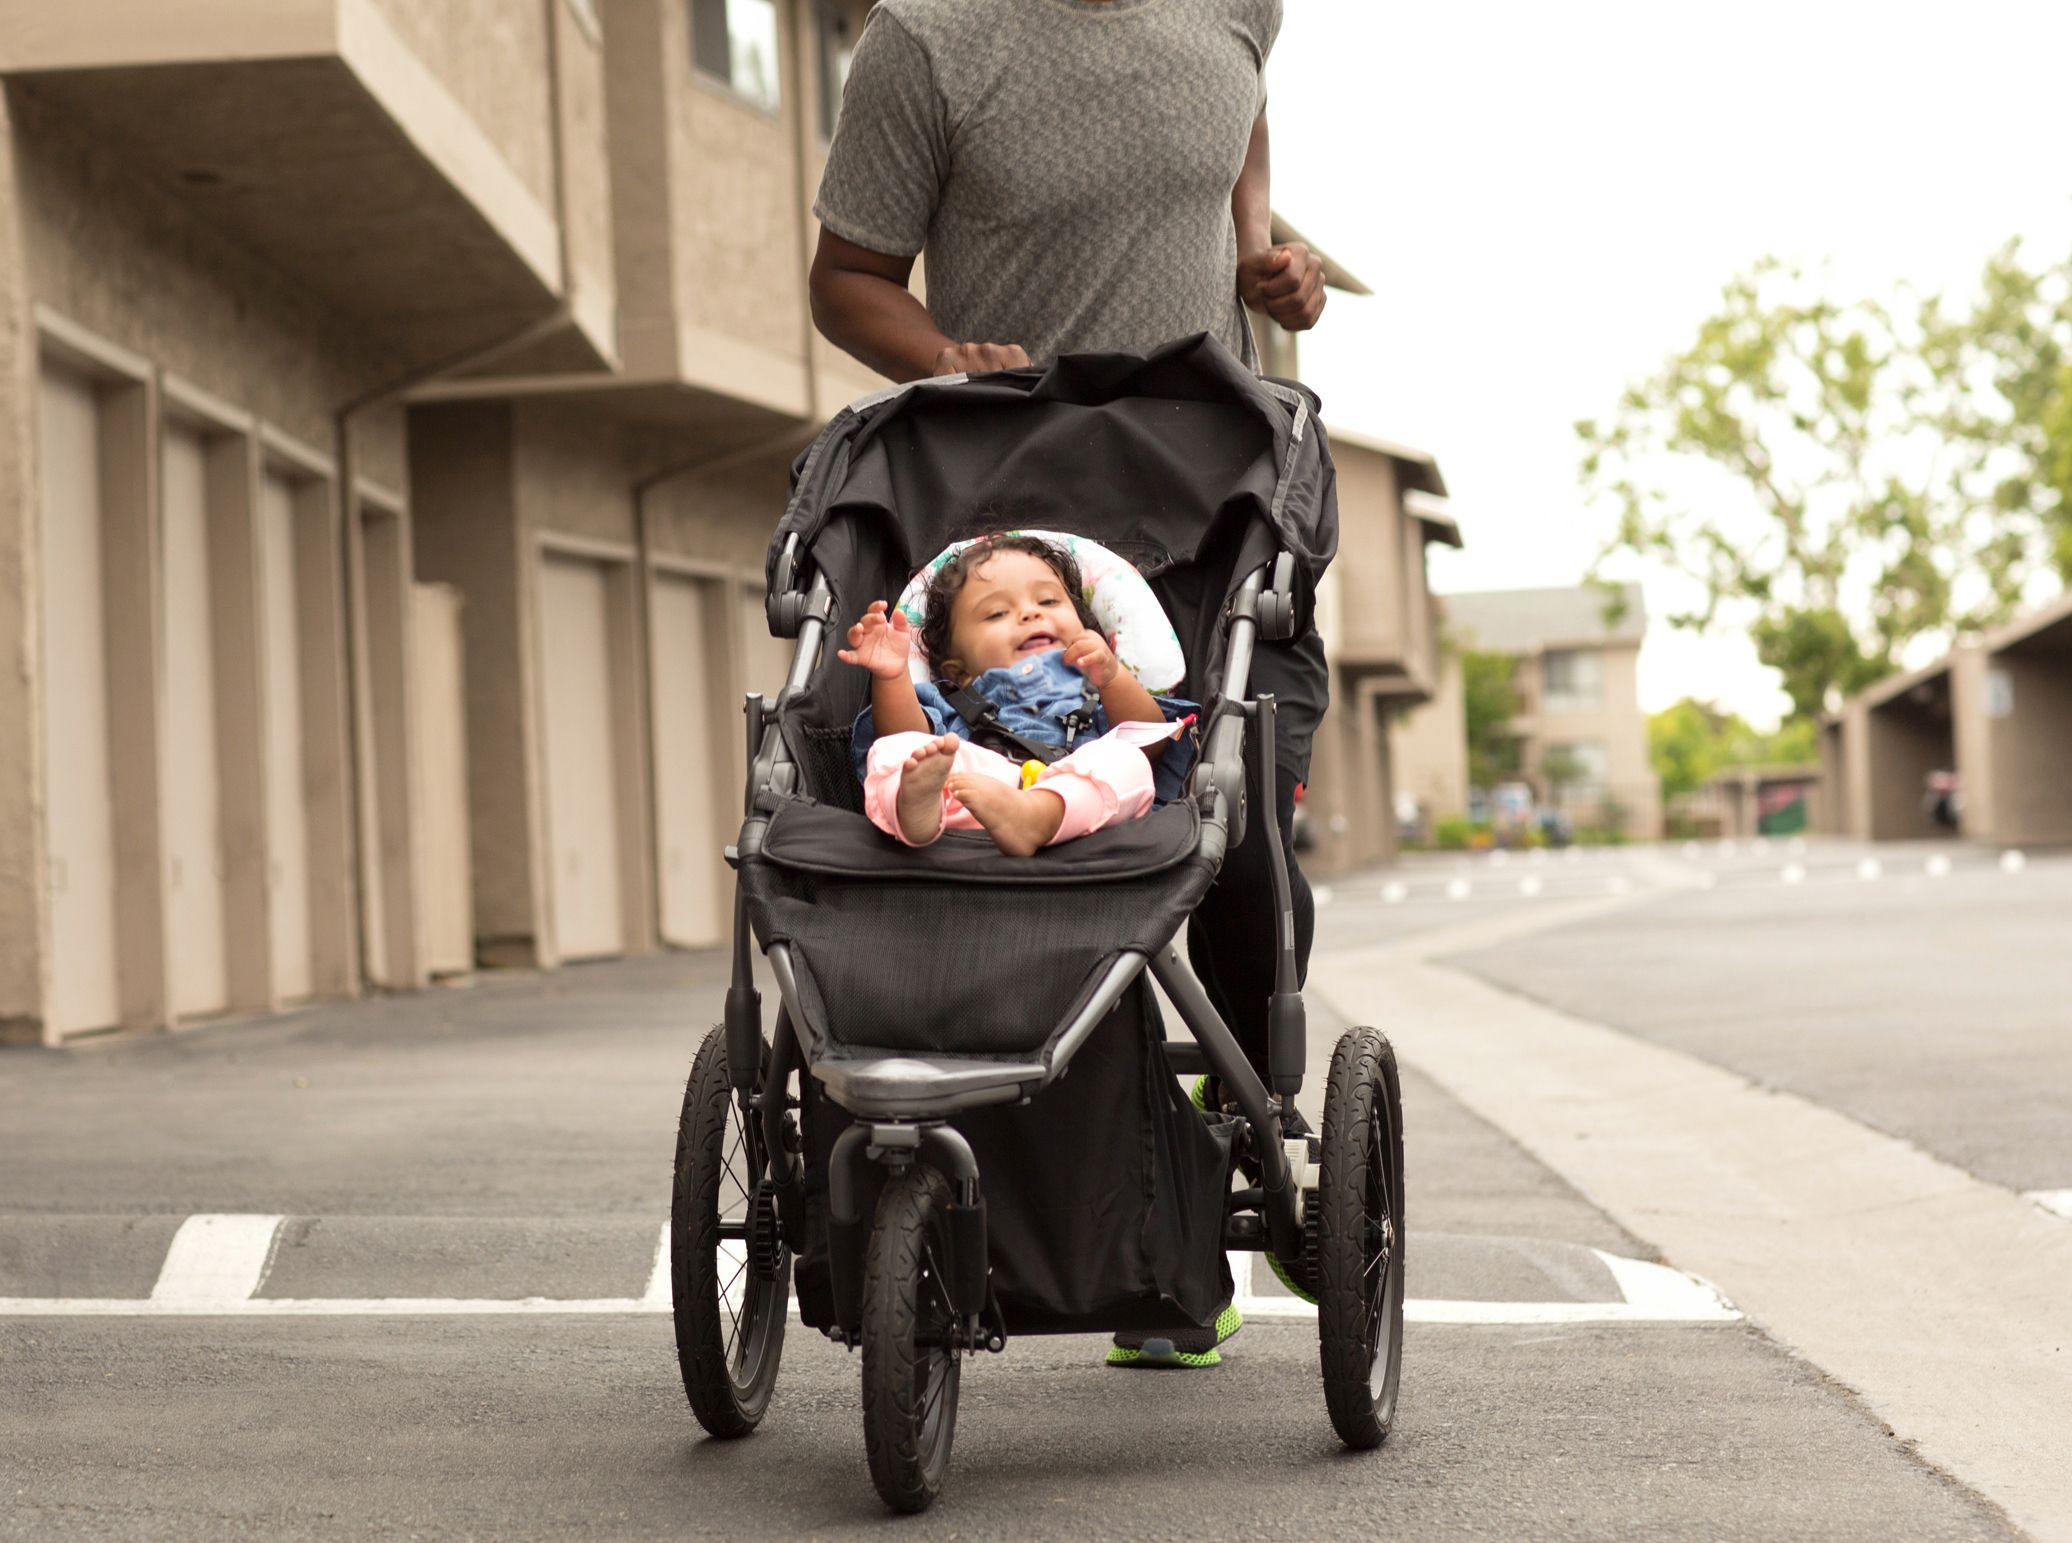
[1579,251,2071,721]
[1649,697,1822,804]
[1462,649,1521,790]
[1649,699,1730,803]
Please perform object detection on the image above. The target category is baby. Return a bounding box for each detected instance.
[842,533,1196,855]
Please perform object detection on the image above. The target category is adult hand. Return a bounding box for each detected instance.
[1237,243,1327,331]
[1062,632,1123,689]
[931,341,1032,376]
[837,601,915,680]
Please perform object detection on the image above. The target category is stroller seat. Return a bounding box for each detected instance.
[744,797,1217,1070]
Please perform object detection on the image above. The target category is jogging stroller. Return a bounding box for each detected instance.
[667,335,1406,1513]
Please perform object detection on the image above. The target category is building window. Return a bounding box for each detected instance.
[1541,648,1602,713]
[692,0,781,113]
[1542,741,1609,799]
[815,0,855,140]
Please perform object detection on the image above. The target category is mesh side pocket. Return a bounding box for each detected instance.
[792,723,866,813]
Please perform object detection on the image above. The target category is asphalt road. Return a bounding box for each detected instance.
[0,841,2045,1539]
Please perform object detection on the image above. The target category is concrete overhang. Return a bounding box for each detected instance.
[1270,213,1373,297]
[1858,655,1953,715]
[0,0,604,370]
[1707,762,1821,789]
[1979,588,2072,657]
[1333,655,1435,705]
[1404,489,1463,550]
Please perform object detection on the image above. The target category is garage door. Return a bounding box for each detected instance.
[260,471,313,1001]
[538,554,625,960]
[650,574,726,948]
[410,583,474,976]
[161,423,228,1017]
[36,363,121,1035]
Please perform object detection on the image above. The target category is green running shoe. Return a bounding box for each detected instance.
[1106,1304,1243,1368]
[1189,1075,1213,1112]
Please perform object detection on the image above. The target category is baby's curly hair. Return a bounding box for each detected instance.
[918,533,1099,683]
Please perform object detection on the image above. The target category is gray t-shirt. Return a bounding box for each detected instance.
[814,0,1281,372]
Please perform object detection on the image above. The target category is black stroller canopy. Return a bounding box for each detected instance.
[772,332,1337,612]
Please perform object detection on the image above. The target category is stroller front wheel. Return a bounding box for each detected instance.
[861,1163,963,1513]
[671,1024,790,1438]
[1316,1026,1406,1449]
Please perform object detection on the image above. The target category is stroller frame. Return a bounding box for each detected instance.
[729,549,1311,1324]
[669,346,1405,1511]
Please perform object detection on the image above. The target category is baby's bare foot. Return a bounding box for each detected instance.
[945,773,1066,857]
[896,735,961,843]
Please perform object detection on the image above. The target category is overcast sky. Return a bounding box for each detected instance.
[1267,1,2072,726]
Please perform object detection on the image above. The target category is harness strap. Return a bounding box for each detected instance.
[943,678,1100,766]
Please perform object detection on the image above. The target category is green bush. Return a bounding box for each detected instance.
[1433,816,1480,851]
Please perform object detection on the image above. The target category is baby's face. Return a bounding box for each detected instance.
[944,551,1087,679]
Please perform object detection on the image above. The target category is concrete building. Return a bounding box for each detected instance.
[1829,591,2072,846]
[1392,583,1663,840]
[1304,440,1459,873]
[1668,765,1823,840]
[0,0,1445,1045]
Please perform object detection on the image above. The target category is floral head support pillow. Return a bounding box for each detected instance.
[893,529,1187,693]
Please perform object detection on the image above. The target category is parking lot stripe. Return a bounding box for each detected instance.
[149,1215,282,1307]
[0,1237,1741,1325]
[640,1222,671,1308]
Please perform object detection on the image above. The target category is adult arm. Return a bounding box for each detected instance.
[1232,112,1327,332]
[809,232,1031,382]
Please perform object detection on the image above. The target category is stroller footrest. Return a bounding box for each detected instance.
[813,1052,1048,1119]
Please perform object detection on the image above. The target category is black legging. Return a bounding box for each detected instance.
[1185,751,1314,1085]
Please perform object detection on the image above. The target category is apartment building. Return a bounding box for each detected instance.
[0,0,1447,1044]
[1393,583,1662,839]
[1826,590,2072,845]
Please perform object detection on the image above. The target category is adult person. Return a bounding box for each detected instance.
[810,0,1327,1370]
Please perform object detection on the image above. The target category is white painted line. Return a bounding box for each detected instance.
[2024,1191,2072,1222]
[1780,863,1806,886]
[1856,857,1883,881]
[2,1247,1742,1327]
[2001,849,2028,874]
[1444,878,1472,902]
[1380,880,1408,905]
[1924,853,1953,878]
[1592,1249,1741,1321]
[1223,1249,1738,1326]
[640,1221,671,1309]
[1518,876,1543,898]
[150,1215,283,1307]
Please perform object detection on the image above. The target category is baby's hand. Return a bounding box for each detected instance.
[1062,633,1123,689]
[837,601,915,680]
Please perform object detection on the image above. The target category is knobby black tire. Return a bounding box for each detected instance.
[1317,1025,1406,1450]
[861,1164,962,1514]
[671,1024,789,1439]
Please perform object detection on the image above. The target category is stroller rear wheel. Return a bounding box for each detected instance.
[671,1024,790,1438]
[1316,1026,1405,1450]
[861,1163,963,1513]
